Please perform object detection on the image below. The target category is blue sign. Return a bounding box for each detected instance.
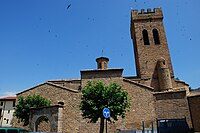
[103,108,110,118]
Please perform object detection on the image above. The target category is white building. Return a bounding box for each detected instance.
[0,96,16,127]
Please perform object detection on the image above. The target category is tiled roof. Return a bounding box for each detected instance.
[0,96,16,100]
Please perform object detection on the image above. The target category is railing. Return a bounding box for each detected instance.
[156,118,189,133]
[118,130,157,133]
[118,121,157,133]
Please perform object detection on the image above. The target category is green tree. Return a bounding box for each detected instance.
[80,81,130,133]
[14,94,51,126]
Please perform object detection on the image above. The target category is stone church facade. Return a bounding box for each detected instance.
[13,8,200,132]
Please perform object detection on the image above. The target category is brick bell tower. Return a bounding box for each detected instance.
[130,8,174,90]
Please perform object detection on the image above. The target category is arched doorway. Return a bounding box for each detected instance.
[29,105,63,132]
[35,116,51,132]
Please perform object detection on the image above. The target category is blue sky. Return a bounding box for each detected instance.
[0,0,199,97]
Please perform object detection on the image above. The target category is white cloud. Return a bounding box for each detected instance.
[0,91,17,98]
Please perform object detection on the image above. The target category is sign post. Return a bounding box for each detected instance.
[103,108,110,133]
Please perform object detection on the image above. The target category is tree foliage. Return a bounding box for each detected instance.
[14,94,51,126]
[80,81,130,133]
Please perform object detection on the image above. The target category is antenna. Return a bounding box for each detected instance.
[102,49,104,57]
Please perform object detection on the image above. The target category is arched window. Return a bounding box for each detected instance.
[142,29,150,45]
[98,63,102,69]
[58,101,64,106]
[104,61,107,69]
[153,29,160,45]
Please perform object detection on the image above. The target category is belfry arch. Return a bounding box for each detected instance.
[29,105,63,132]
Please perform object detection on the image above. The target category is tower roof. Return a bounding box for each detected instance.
[96,56,109,70]
[0,96,16,101]
[96,56,109,62]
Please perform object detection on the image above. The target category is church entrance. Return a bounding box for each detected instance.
[29,105,63,132]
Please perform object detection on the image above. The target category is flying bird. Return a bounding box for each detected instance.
[67,4,71,9]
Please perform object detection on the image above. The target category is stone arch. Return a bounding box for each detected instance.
[153,29,160,44]
[142,29,150,45]
[58,101,64,106]
[35,116,51,132]
[29,105,63,132]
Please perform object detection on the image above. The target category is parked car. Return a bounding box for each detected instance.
[0,127,29,133]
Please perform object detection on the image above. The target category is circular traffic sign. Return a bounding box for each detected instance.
[103,108,110,118]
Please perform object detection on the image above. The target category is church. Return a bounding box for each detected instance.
[13,8,200,132]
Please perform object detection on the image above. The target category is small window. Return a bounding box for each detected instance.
[133,33,137,45]
[153,29,160,44]
[163,61,165,65]
[104,62,107,69]
[0,102,3,106]
[142,29,150,45]
[6,119,9,124]
[98,63,102,69]
[8,110,10,114]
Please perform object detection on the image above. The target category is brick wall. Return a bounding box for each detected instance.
[14,83,81,133]
[122,79,156,130]
[188,95,200,131]
[49,79,81,91]
[81,68,124,87]
[153,90,192,128]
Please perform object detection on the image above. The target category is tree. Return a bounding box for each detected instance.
[14,94,51,126]
[80,81,130,133]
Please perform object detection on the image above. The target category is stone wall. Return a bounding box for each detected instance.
[188,95,200,131]
[14,83,81,133]
[77,78,157,132]
[81,68,124,87]
[29,105,63,132]
[13,81,128,133]
[13,76,195,132]
[49,79,81,91]
[153,90,192,128]
[79,68,125,132]
[122,79,156,130]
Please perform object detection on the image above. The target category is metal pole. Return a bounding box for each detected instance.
[142,121,145,133]
[156,118,159,133]
[106,119,107,133]
[152,121,154,133]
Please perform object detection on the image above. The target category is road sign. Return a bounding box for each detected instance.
[103,108,110,118]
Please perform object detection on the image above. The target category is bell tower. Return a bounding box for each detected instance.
[96,57,109,70]
[130,8,174,89]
